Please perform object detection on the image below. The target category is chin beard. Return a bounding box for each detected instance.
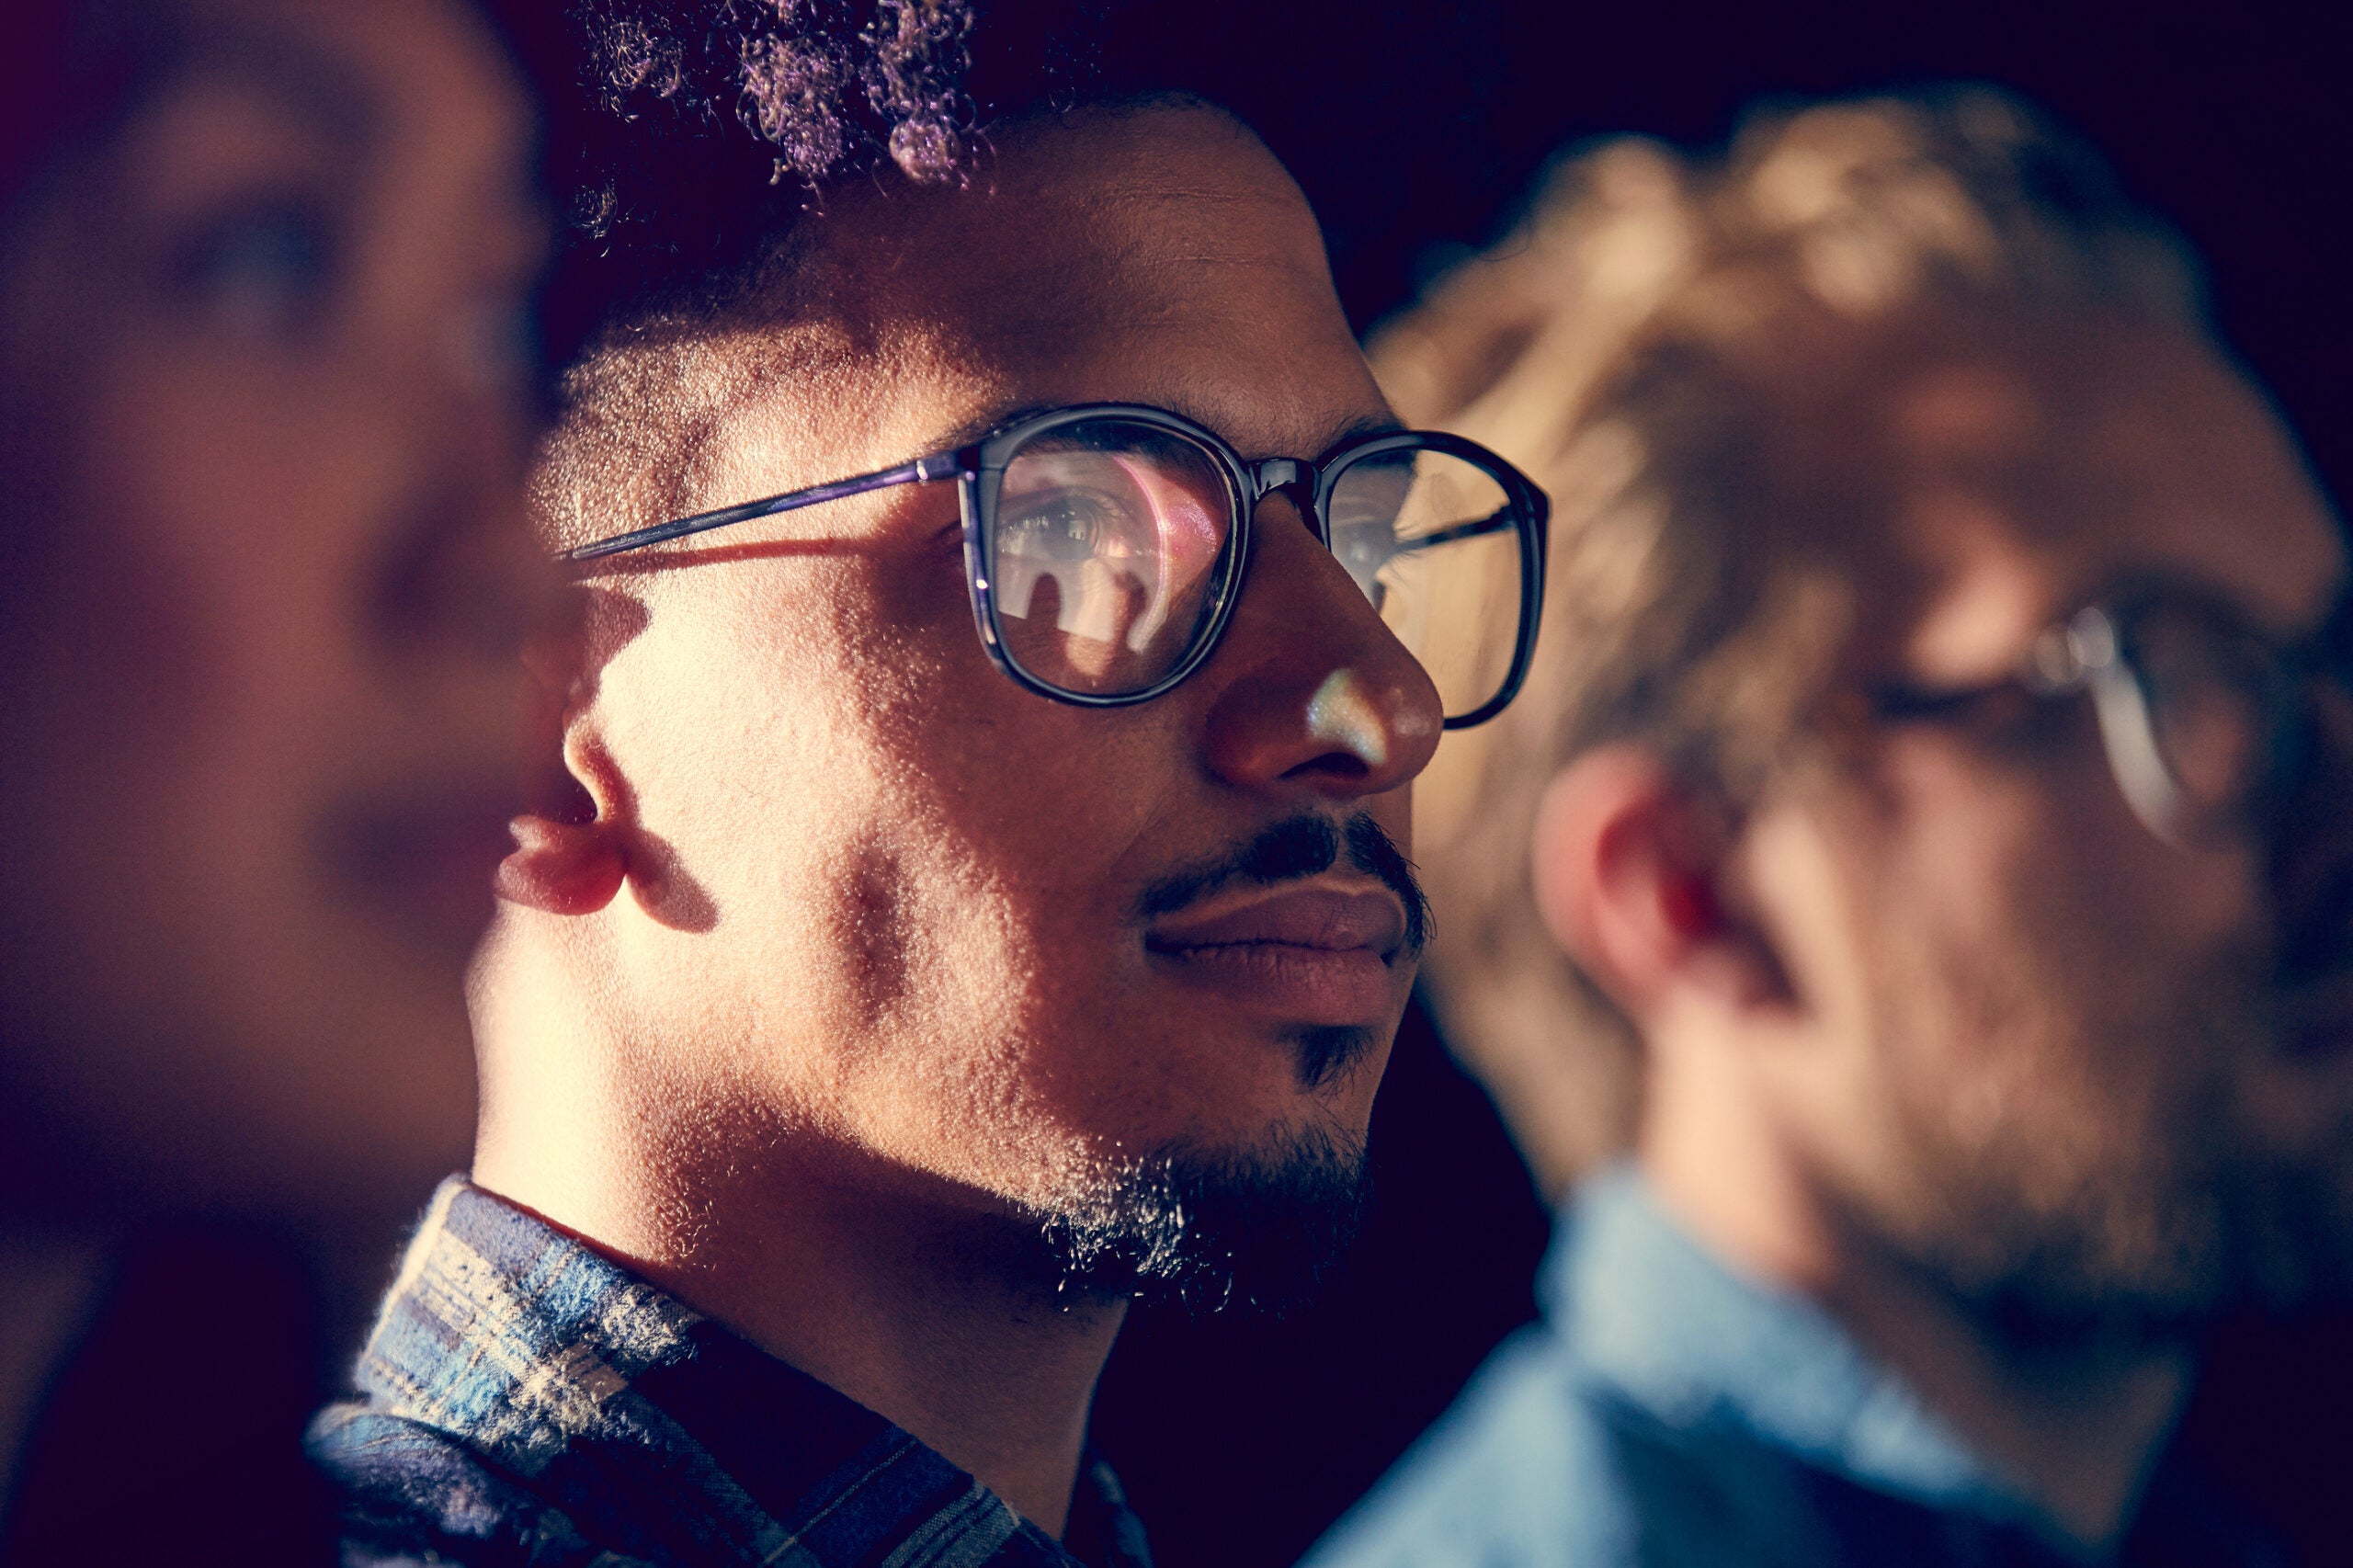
[1029,1123,1369,1317]
[1917,1134,2353,1351]
[1870,952,2353,1350]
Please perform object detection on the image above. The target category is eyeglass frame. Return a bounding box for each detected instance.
[561,402,1551,730]
[1864,578,2351,846]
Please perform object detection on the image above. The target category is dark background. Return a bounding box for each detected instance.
[1102,0,2353,505]
[1077,3,2353,1565]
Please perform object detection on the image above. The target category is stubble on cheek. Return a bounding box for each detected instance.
[798,800,1089,1196]
[1857,834,2313,1331]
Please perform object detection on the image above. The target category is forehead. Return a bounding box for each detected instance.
[761,106,1385,462]
[1779,310,2347,676]
[162,0,530,180]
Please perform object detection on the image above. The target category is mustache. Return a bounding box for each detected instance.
[1137,812,1430,959]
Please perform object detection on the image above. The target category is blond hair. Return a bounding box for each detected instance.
[1381,86,2200,1195]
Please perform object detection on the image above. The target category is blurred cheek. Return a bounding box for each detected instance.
[73,352,371,820]
[1845,736,2261,1111]
[0,349,478,1201]
[1991,759,2264,1011]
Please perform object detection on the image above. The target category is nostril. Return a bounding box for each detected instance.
[370,482,542,661]
[1287,752,1370,783]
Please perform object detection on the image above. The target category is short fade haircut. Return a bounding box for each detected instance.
[1375,85,2205,1195]
[511,0,1118,553]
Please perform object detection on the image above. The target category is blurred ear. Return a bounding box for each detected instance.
[1529,744,1786,1028]
[494,610,627,916]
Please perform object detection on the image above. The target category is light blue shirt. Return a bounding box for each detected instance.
[1304,1165,2099,1568]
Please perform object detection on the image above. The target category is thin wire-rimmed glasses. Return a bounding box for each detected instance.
[563,403,1550,728]
[1868,580,2352,846]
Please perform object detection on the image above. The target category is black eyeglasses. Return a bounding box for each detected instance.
[563,403,1550,728]
[1868,581,2352,845]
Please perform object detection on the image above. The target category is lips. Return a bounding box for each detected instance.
[1145,886,1410,1026]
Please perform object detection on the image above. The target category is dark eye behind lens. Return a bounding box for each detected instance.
[173,194,340,337]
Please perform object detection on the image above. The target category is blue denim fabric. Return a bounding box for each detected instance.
[309,1178,1152,1568]
[1305,1165,2279,1568]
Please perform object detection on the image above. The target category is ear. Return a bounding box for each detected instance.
[494,615,628,916]
[1529,744,1786,1027]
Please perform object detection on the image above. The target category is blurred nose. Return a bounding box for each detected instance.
[1200,492,1444,799]
[374,342,565,669]
[2269,674,2353,980]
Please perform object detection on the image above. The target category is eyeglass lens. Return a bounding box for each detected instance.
[991,419,1237,698]
[1326,447,1529,722]
[988,417,1531,719]
[2122,604,2292,821]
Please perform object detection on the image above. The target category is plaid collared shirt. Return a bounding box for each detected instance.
[309,1179,1154,1568]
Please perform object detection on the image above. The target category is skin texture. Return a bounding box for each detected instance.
[0,0,549,1237]
[1534,308,2352,1548]
[480,105,1442,1535]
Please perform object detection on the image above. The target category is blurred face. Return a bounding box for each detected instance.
[546,108,1441,1304]
[0,0,550,1220]
[1746,310,2353,1335]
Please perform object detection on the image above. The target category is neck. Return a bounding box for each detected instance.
[1811,1232,2190,1552]
[473,1094,1123,1539]
[1639,1054,2190,1551]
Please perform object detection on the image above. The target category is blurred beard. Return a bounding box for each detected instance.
[1028,1122,1369,1317]
[1853,911,2353,1349]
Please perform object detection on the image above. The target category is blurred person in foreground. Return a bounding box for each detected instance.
[1309,86,2352,1568]
[304,5,1546,1565]
[0,1,551,1559]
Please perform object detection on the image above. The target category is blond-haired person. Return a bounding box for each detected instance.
[1308,87,2351,1568]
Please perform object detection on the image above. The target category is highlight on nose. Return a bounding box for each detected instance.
[1307,669,1394,770]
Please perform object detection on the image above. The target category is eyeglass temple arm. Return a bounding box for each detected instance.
[558,451,966,563]
[1392,505,1518,554]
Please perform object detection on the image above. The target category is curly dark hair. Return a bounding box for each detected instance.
[522,0,1108,355]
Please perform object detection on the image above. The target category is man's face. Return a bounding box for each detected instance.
[542,108,1442,1302]
[1744,310,2353,1336]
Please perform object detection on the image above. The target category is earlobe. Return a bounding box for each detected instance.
[1529,746,1780,1023]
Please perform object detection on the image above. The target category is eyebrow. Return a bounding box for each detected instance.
[927,401,1062,455]
[1325,412,1409,449]
[159,26,380,150]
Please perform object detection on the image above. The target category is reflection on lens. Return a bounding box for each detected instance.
[1327,447,1528,721]
[991,420,1236,696]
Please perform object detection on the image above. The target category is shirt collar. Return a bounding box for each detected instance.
[344,1176,1151,1568]
[1545,1164,2042,1523]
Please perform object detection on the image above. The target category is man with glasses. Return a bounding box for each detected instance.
[306,8,1544,1564]
[1311,88,2352,1567]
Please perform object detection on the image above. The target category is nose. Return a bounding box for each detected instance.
[372,413,563,668]
[1199,491,1444,799]
[372,322,566,669]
